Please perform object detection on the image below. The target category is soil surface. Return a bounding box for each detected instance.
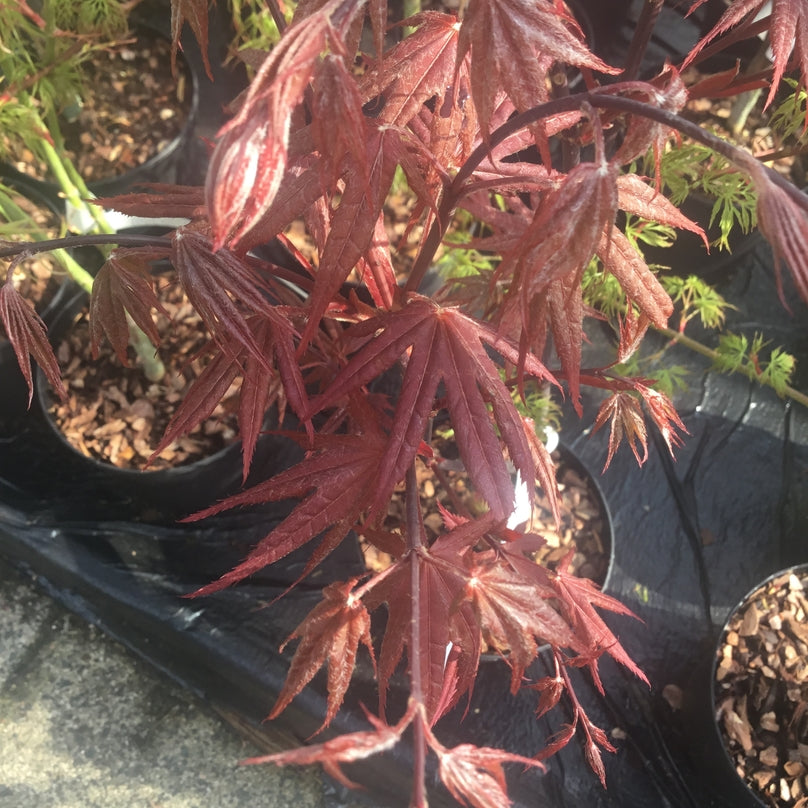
[715,569,808,807]
[46,275,241,471]
[366,442,611,586]
[6,27,191,184]
[5,191,63,312]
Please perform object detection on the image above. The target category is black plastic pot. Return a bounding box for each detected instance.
[0,16,206,215]
[709,564,808,808]
[0,173,82,322]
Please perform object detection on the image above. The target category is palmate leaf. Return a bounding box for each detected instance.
[359,12,461,128]
[365,547,480,724]
[592,391,648,469]
[89,247,169,364]
[434,742,545,808]
[299,126,408,348]
[171,227,280,368]
[609,69,689,170]
[458,0,618,140]
[206,0,365,249]
[550,566,649,690]
[596,226,673,330]
[149,311,306,479]
[310,295,557,522]
[187,424,389,597]
[616,174,708,248]
[270,578,375,731]
[498,159,619,311]
[0,279,65,404]
[740,155,808,305]
[461,559,578,694]
[244,706,412,790]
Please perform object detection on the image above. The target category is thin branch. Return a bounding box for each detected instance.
[409,86,808,294]
[657,325,808,410]
[266,0,288,34]
[622,0,664,82]
[0,232,172,259]
[405,460,428,808]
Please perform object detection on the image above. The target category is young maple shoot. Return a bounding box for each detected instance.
[3,0,808,805]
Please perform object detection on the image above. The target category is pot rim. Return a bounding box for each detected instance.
[34,279,244,482]
[0,18,201,202]
[709,561,808,808]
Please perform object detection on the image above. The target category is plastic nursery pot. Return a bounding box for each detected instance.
[0,18,203,218]
[0,173,77,322]
[28,267,253,522]
[712,564,808,808]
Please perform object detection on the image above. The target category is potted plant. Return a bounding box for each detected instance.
[2,0,808,805]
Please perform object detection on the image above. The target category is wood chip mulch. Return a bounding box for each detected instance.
[715,568,808,807]
[365,445,610,586]
[6,191,63,311]
[6,28,191,184]
[46,277,241,471]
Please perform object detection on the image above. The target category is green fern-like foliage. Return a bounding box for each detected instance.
[661,274,733,331]
[651,141,757,251]
[228,0,294,66]
[434,230,499,279]
[769,79,808,145]
[713,333,796,396]
[53,0,129,36]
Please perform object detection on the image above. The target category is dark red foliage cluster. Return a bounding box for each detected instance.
[4,0,808,805]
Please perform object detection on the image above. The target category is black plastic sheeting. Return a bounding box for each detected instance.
[1,237,807,808]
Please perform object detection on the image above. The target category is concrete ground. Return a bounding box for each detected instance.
[0,557,362,808]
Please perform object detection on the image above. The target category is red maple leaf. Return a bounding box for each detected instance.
[498,159,619,307]
[93,184,207,221]
[592,390,648,469]
[89,247,169,365]
[170,0,212,78]
[244,705,412,790]
[171,227,282,368]
[738,155,808,305]
[596,225,674,330]
[0,278,65,405]
[458,0,618,144]
[186,418,390,597]
[433,741,545,808]
[310,295,558,522]
[270,578,376,731]
[462,558,578,693]
[608,68,689,172]
[206,1,365,248]
[685,0,808,111]
[359,12,461,128]
[616,174,708,249]
[149,311,308,480]
[550,565,649,690]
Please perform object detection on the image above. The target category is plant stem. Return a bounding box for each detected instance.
[0,233,172,258]
[657,325,808,410]
[622,0,664,82]
[404,461,427,808]
[408,86,808,292]
[39,118,114,236]
[266,0,288,34]
[52,248,94,294]
[124,313,163,381]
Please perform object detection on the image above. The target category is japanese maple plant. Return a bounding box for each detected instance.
[3,0,808,805]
